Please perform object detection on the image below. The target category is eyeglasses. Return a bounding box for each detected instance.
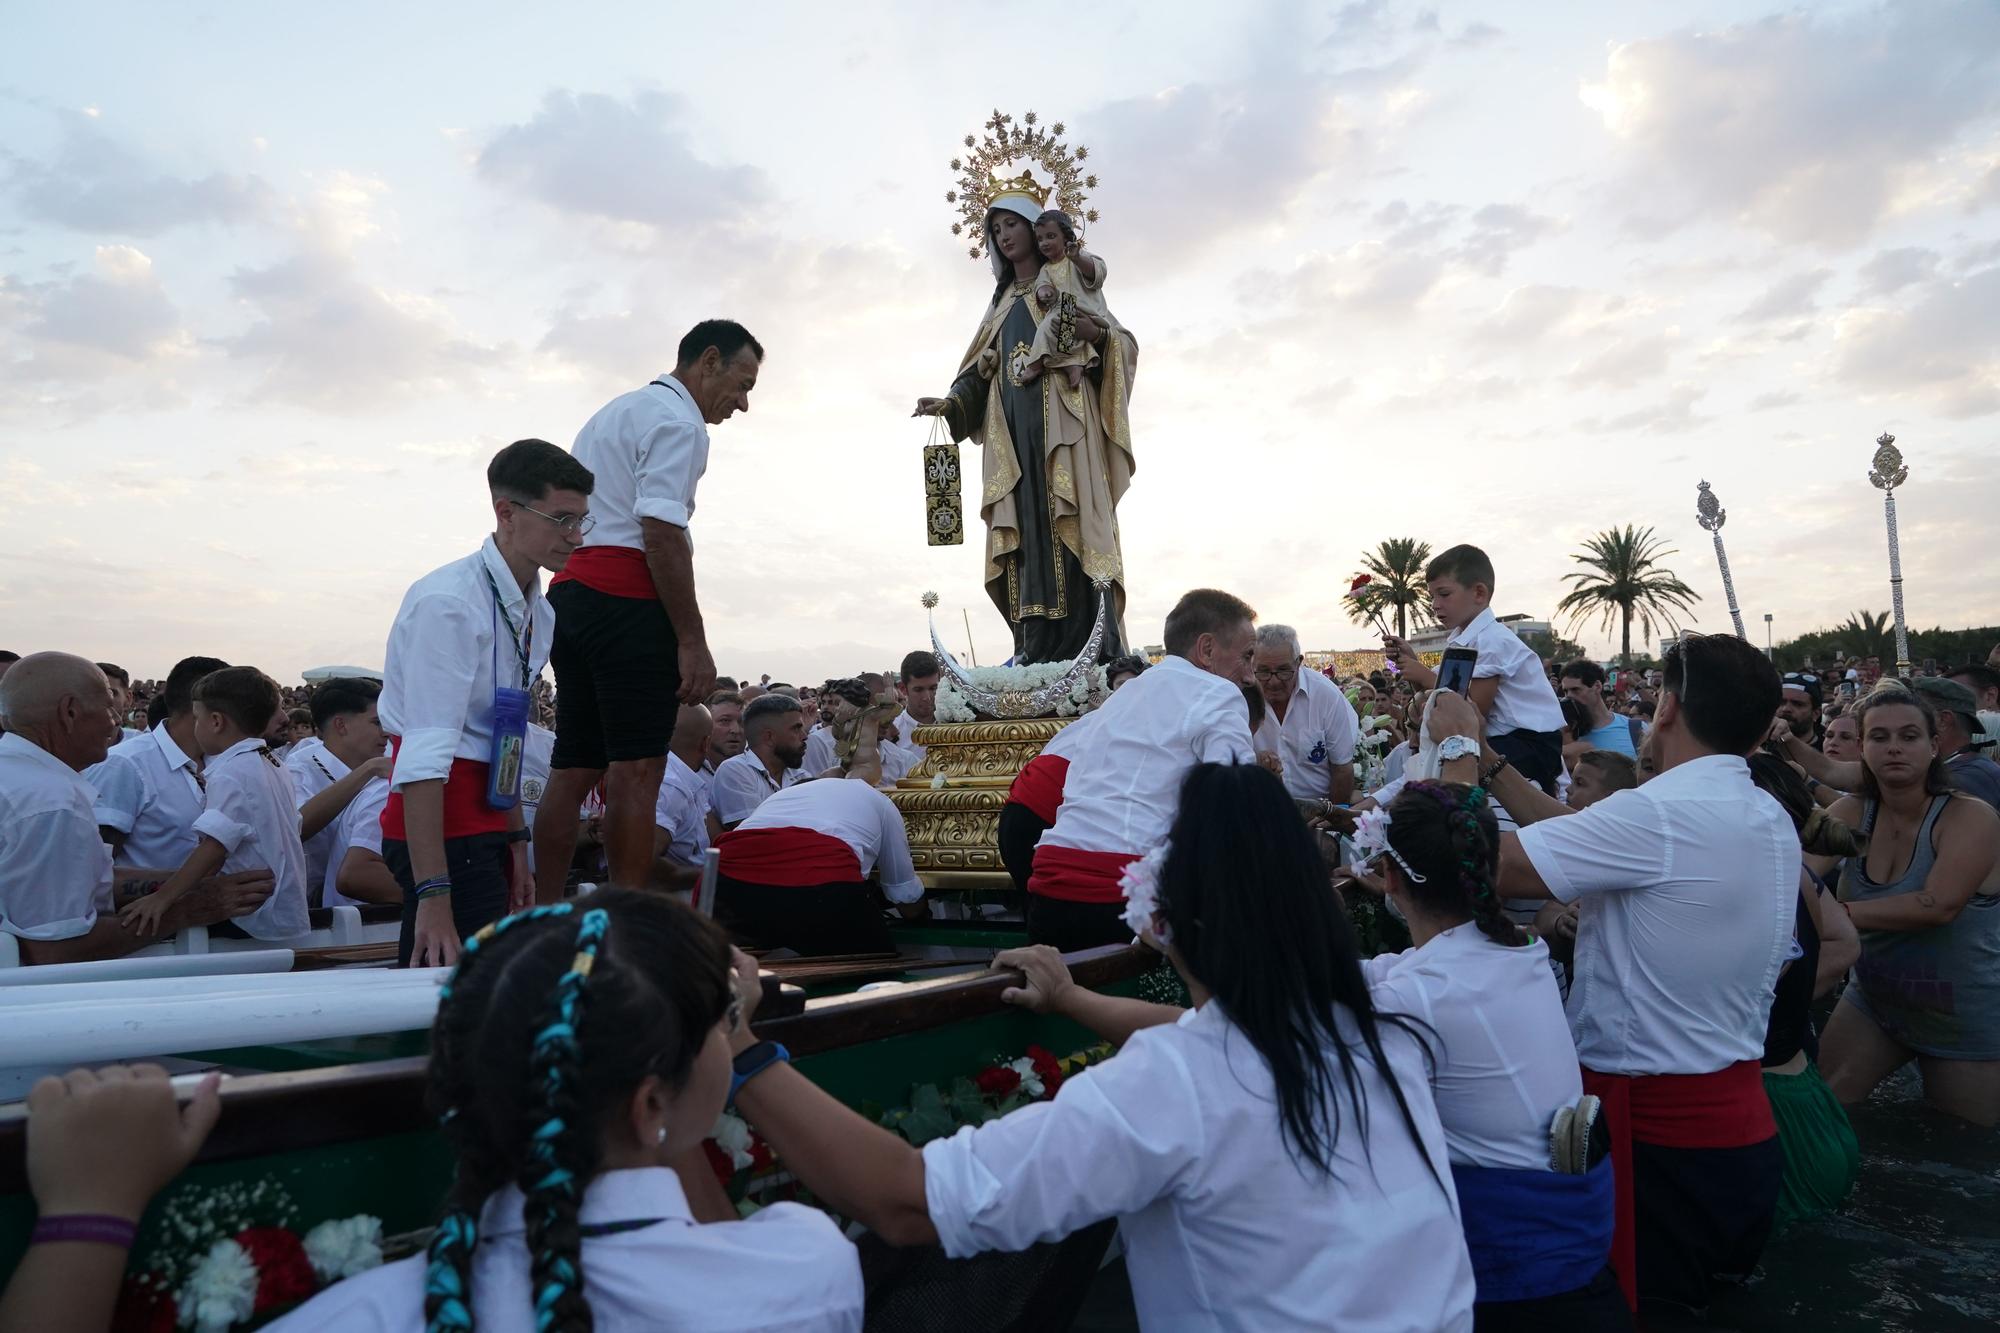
[1251,664,1299,682]
[511,500,596,536]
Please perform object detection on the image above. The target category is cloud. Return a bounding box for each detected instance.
[1456,203,1562,276]
[1239,239,1447,322]
[1582,5,2000,246]
[1831,264,2000,418]
[1464,284,1592,347]
[0,245,197,419]
[17,245,183,360]
[221,250,511,411]
[1748,389,1802,412]
[1566,331,1674,388]
[1733,269,1831,324]
[1574,383,1708,435]
[3,109,271,235]
[1857,246,1940,297]
[476,90,771,233]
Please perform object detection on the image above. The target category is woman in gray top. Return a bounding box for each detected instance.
[1812,687,2000,1126]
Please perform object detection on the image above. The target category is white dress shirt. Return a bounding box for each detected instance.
[323,777,390,910]
[1254,667,1359,802]
[267,1167,861,1333]
[1516,754,1795,1076]
[735,779,924,902]
[0,732,115,942]
[710,751,804,828]
[1039,654,1255,858]
[1447,608,1564,736]
[653,753,712,867]
[379,537,553,793]
[570,376,709,547]
[519,723,555,826]
[86,723,205,870]
[802,725,838,777]
[1363,926,1581,1169]
[891,709,927,768]
[923,999,1475,1332]
[287,742,350,897]
[191,738,311,940]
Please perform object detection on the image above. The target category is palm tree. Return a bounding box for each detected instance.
[1555,526,1701,667]
[1344,537,1433,638]
[1834,610,1893,659]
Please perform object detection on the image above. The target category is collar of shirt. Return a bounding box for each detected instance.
[480,533,539,623]
[149,722,201,774]
[1447,606,1497,646]
[1643,750,1749,796]
[478,1167,693,1240]
[649,373,699,414]
[0,730,80,780]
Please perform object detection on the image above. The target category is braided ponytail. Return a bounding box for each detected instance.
[424,903,581,1333]
[1386,782,1525,946]
[522,908,611,1333]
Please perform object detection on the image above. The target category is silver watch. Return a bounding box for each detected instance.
[1437,735,1480,762]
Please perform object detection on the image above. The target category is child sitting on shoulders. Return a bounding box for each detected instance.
[1386,544,1567,793]
[1020,210,1120,389]
[119,666,310,940]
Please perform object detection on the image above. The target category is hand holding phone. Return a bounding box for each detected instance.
[1436,646,1478,696]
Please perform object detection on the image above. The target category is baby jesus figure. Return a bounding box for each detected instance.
[1020,211,1118,389]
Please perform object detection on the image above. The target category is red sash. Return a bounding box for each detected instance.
[718,826,863,887]
[380,737,509,841]
[1581,1060,1776,1311]
[550,546,655,600]
[1027,844,1137,904]
[1005,753,1071,824]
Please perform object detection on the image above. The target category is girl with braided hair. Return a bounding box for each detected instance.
[1339,782,1629,1331]
[271,890,862,1332]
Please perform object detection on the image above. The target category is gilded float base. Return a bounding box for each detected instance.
[889,718,1072,892]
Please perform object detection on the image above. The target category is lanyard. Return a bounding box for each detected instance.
[481,563,534,690]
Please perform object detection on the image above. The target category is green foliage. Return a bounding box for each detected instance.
[1775,621,2000,672]
[1517,629,1591,665]
[1555,525,1701,667]
[1345,538,1434,639]
[1346,897,1413,957]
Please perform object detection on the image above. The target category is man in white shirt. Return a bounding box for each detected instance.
[1427,632,1792,1315]
[890,651,941,772]
[286,677,390,905]
[534,320,763,902]
[653,703,713,892]
[325,771,397,909]
[711,694,807,832]
[702,690,747,797]
[1251,624,1357,807]
[379,439,594,967]
[88,654,228,872]
[1028,589,1259,950]
[717,773,926,954]
[0,653,272,963]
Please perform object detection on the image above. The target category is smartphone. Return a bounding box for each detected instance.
[1608,668,1620,691]
[1437,646,1478,696]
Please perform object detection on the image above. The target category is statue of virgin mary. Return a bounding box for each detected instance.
[914,170,1137,665]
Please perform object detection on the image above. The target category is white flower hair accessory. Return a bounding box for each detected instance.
[1118,843,1173,945]
[1349,806,1426,883]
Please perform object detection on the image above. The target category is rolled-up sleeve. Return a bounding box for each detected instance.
[192,765,254,855]
[387,595,480,788]
[1190,692,1256,765]
[1514,790,1665,904]
[87,755,143,834]
[633,419,705,529]
[711,765,763,826]
[0,809,111,940]
[872,796,924,903]
[922,1031,1201,1257]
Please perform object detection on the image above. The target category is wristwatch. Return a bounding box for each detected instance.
[728,1040,791,1108]
[505,827,532,844]
[1437,735,1480,762]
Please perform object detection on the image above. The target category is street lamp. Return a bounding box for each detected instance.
[1763,613,1773,659]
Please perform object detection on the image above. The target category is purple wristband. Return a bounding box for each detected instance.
[30,1213,137,1248]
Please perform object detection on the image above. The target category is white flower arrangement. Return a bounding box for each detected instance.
[935,663,1107,723]
[179,1238,258,1332]
[1117,843,1172,945]
[711,1110,756,1171]
[1007,1056,1046,1099]
[302,1214,383,1283]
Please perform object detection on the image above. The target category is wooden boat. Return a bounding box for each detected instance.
[0,935,1158,1317]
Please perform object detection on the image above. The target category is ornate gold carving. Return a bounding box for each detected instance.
[889,721,1071,890]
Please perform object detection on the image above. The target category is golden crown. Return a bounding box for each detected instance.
[946,109,1099,260]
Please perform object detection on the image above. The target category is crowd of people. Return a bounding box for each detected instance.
[3,322,1998,1331]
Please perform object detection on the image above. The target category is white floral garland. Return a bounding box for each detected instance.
[934,663,1106,723]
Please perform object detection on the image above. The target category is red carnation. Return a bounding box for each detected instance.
[235,1227,316,1313]
[1026,1045,1064,1097]
[974,1066,1021,1097]
[1348,573,1373,593]
[748,1135,775,1171]
[111,1276,177,1333]
[702,1138,736,1187]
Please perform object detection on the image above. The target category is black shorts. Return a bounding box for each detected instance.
[1491,727,1564,795]
[1024,895,1129,953]
[714,874,894,956]
[547,579,679,769]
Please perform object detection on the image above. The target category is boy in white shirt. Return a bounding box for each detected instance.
[121,666,310,941]
[1386,544,1566,793]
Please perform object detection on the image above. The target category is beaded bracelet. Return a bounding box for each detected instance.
[415,875,453,901]
[30,1214,137,1249]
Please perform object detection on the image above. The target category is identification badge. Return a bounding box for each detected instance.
[487,686,530,810]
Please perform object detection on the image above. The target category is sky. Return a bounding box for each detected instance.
[3,1,1997,684]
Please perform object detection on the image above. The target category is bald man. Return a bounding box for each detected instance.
[653,703,714,893]
[0,652,274,963]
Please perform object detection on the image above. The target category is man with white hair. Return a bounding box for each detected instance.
[1251,624,1357,808]
[0,653,273,963]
